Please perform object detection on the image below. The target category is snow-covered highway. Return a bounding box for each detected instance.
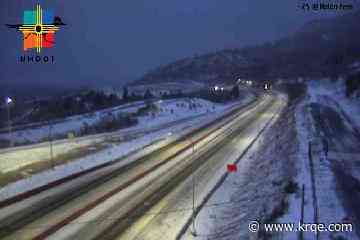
[0,92,287,240]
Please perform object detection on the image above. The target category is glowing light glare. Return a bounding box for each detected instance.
[221,87,224,91]
[214,86,219,91]
[5,97,13,104]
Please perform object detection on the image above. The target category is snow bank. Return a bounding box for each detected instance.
[308,79,360,131]
[280,80,359,240]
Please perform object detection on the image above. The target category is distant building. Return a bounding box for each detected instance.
[127,82,202,98]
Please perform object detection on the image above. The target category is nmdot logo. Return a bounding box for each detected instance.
[7,4,66,53]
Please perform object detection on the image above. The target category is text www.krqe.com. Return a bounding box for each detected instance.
[248,221,353,233]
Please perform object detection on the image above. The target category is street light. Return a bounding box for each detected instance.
[5,97,13,105]
[5,97,13,147]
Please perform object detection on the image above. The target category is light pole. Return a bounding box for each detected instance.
[49,120,54,169]
[190,137,197,237]
[5,97,13,147]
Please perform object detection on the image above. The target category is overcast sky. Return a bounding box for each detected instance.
[0,0,352,90]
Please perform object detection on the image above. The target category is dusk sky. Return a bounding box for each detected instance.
[0,0,349,90]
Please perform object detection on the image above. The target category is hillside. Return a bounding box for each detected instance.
[136,10,360,85]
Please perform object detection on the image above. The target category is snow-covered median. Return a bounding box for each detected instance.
[0,98,225,145]
[0,95,255,202]
[0,98,242,174]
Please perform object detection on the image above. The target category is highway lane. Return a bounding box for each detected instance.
[47,95,281,240]
[0,93,280,240]
[113,92,286,240]
[0,93,264,239]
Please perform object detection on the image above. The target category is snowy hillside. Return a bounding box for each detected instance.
[0,98,245,146]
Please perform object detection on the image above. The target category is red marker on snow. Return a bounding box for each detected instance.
[227,164,237,172]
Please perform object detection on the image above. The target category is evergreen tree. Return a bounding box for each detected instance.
[231,85,240,99]
[346,73,360,97]
[123,87,129,101]
[144,89,153,99]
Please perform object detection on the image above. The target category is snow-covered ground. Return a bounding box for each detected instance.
[279,98,355,240]
[0,100,146,144]
[278,100,316,240]
[1,98,220,145]
[280,79,359,240]
[5,79,357,239]
[128,81,205,95]
[0,98,231,146]
[0,95,255,201]
[308,79,360,130]
[179,93,291,240]
[0,98,247,174]
[180,79,360,240]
